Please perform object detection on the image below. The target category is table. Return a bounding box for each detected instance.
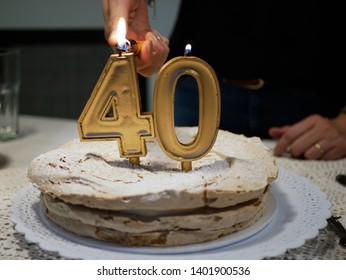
[1,115,346,259]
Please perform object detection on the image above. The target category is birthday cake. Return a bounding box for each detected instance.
[26,127,278,247]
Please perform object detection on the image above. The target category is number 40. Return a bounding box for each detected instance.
[78,53,220,171]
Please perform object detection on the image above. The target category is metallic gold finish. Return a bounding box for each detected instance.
[228,78,265,90]
[129,157,140,165]
[314,142,325,155]
[78,52,154,161]
[153,56,220,170]
[181,161,192,172]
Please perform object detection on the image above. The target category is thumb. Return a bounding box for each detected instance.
[106,2,130,46]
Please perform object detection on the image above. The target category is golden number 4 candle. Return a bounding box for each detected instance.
[78,19,154,165]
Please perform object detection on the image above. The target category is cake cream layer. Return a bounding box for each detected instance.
[41,195,266,247]
[41,186,268,234]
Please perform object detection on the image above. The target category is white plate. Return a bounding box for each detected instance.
[10,168,331,259]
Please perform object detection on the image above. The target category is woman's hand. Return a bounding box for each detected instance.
[269,114,346,160]
[102,0,169,77]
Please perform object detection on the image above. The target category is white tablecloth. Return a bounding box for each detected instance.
[1,115,346,259]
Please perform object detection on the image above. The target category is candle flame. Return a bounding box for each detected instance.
[116,17,130,51]
[184,44,192,55]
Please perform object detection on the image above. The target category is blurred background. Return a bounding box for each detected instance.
[0,0,180,118]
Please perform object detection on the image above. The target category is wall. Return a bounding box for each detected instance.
[0,0,103,29]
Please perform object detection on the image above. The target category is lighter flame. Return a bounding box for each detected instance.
[116,17,130,50]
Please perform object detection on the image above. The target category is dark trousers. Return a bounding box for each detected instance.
[173,76,341,138]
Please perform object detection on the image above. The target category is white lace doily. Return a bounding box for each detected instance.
[10,167,331,260]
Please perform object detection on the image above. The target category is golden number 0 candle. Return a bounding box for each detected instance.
[153,53,220,171]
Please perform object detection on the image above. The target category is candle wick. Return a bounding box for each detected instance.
[116,47,122,56]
